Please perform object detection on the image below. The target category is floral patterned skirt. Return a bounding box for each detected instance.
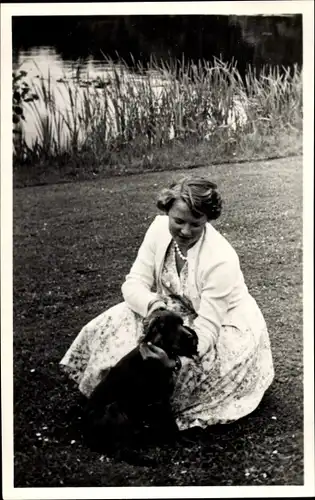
[60,298,274,430]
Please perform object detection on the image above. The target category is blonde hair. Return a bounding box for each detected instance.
[157,176,222,221]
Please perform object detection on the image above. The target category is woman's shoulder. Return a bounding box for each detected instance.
[147,214,169,230]
[143,214,169,240]
[203,223,239,264]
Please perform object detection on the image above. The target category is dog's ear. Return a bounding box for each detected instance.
[152,311,184,354]
[141,310,166,346]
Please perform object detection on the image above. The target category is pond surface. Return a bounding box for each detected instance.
[13,46,163,147]
[13,45,247,149]
[14,45,115,81]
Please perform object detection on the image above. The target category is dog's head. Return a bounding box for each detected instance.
[141,309,198,359]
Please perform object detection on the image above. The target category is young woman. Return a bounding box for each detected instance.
[60,177,274,430]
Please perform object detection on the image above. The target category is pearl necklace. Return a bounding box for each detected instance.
[174,241,188,261]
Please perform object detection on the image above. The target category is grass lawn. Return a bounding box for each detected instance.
[12,156,303,487]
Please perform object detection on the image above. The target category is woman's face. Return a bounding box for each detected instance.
[168,198,207,249]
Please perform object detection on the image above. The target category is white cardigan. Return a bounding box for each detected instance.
[121,215,251,357]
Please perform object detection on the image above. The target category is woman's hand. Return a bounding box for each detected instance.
[139,342,176,369]
[146,298,166,317]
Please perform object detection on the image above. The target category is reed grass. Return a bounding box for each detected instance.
[13,56,302,183]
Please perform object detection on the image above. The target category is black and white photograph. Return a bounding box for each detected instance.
[1,1,314,498]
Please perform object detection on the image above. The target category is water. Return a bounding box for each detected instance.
[14,46,176,147]
[13,46,115,82]
[13,46,247,149]
[14,46,127,147]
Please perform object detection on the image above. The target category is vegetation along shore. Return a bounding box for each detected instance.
[13,56,302,187]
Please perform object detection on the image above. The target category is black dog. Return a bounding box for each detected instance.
[83,309,198,450]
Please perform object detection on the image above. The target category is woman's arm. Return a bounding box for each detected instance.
[193,258,239,357]
[121,216,165,317]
